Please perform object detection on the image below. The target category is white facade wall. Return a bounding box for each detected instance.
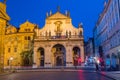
[94,0,120,68]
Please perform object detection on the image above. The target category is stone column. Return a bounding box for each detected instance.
[33,47,38,68]
[80,46,85,62]
[51,49,55,67]
[66,45,73,67]
[44,46,52,67]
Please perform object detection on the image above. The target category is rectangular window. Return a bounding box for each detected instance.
[14,48,17,52]
[24,36,27,40]
[8,48,10,53]
[28,36,31,40]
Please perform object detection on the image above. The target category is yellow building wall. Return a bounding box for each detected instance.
[0,18,7,70]
[4,21,35,67]
[0,2,10,71]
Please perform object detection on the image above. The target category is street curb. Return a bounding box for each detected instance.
[14,69,96,73]
[97,72,117,80]
[0,72,13,76]
[16,69,80,72]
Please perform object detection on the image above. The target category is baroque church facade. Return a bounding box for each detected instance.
[34,10,84,67]
[0,1,84,68]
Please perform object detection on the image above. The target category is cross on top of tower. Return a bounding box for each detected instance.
[57,6,60,12]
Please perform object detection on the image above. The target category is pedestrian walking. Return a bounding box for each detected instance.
[95,62,99,71]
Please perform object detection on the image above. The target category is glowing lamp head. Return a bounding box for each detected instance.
[97,60,100,64]
[10,57,13,60]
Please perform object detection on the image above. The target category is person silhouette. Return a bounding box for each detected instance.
[95,61,99,71]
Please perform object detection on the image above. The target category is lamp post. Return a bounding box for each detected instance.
[9,57,13,71]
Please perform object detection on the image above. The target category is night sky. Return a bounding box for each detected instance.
[1,0,105,41]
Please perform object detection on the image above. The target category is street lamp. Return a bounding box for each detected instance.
[94,57,100,64]
[9,57,13,71]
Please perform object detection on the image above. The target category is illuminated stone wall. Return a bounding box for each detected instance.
[0,2,10,71]
[4,21,36,68]
[34,11,84,67]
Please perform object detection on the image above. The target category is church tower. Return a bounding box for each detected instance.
[0,0,10,72]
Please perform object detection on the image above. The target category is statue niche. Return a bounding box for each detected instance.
[54,21,62,37]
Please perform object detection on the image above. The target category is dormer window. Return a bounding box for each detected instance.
[25,29,27,32]
[28,29,30,32]
[24,29,31,32]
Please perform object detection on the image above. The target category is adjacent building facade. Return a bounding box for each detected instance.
[84,38,94,58]
[0,2,10,71]
[0,1,36,68]
[0,1,84,68]
[94,0,120,69]
[4,21,36,68]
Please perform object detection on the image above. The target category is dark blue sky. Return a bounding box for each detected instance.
[2,0,104,41]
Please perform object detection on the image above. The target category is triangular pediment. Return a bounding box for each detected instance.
[47,12,70,19]
[20,20,35,27]
[0,9,10,21]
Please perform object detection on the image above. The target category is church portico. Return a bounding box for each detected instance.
[34,40,84,67]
